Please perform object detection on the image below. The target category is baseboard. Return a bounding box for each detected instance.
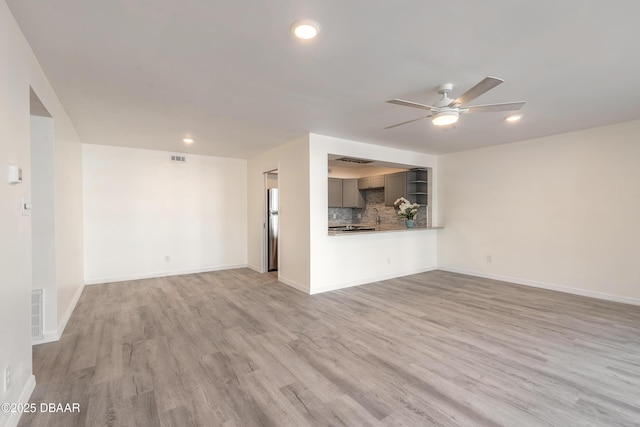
[5,375,36,427]
[437,266,640,306]
[32,282,84,345]
[277,275,309,294]
[36,330,61,345]
[84,264,249,285]
[247,264,262,273]
[310,265,438,295]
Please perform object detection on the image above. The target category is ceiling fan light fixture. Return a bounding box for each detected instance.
[432,110,459,126]
[291,19,321,40]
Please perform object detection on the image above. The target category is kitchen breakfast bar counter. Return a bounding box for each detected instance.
[328,224,443,236]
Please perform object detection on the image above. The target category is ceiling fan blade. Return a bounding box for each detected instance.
[387,99,436,111]
[449,76,504,107]
[384,115,432,129]
[464,101,526,113]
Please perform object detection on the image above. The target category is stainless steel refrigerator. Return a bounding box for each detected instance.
[267,188,279,271]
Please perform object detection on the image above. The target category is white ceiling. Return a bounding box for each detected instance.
[8,1,640,158]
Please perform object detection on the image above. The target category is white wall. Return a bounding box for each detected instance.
[1,2,84,425]
[83,144,247,284]
[309,134,440,294]
[247,135,310,292]
[53,115,84,333]
[30,115,57,338]
[438,120,640,304]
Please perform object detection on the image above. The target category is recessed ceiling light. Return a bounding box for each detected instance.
[182,138,194,144]
[506,115,522,122]
[291,19,320,40]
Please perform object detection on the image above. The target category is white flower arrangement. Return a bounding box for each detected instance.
[394,197,419,220]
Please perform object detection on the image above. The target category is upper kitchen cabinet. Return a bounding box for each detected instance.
[358,175,385,190]
[357,177,369,190]
[342,179,365,208]
[384,172,407,206]
[406,169,428,205]
[328,178,343,207]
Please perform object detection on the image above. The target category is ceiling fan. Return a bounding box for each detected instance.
[385,76,525,129]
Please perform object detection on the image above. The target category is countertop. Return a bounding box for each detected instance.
[328,223,443,236]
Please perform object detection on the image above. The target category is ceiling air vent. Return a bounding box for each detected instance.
[335,157,374,165]
[171,155,186,162]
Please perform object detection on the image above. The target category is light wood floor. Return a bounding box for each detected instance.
[19,269,640,426]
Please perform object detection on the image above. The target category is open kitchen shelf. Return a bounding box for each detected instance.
[406,169,428,205]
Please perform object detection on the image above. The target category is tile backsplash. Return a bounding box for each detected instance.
[327,207,357,224]
[328,189,427,227]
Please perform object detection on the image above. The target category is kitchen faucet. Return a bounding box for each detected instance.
[373,208,381,225]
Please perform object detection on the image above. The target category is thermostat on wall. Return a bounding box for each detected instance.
[8,164,22,184]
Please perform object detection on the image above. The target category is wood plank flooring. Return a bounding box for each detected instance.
[19,269,640,426]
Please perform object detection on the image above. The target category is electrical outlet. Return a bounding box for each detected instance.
[387,257,391,264]
[486,255,492,263]
[5,365,11,391]
[164,256,170,263]
[332,213,337,220]
[357,213,362,219]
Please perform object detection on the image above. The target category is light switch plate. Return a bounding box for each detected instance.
[22,197,32,216]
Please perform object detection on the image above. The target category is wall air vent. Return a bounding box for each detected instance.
[171,155,186,162]
[31,289,43,340]
[335,157,374,165]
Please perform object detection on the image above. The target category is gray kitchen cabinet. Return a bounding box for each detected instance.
[342,179,365,208]
[384,172,407,206]
[328,178,343,207]
[358,176,370,190]
[358,175,385,190]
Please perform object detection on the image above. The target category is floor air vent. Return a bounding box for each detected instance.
[31,289,43,340]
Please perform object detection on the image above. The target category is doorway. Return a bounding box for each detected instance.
[264,170,278,272]
[29,88,57,342]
